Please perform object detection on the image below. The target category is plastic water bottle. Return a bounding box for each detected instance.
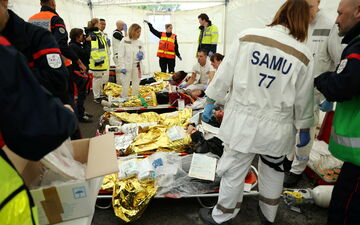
[311,185,334,208]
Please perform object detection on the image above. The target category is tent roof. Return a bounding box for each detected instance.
[86,0,225,6]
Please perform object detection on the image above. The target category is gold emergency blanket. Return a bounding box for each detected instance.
[113,176,157,223]
[129,126,192,154]
[103,81,167,98]
[101,174,117,191]
[154,72,172,81]
[122,92,157,108]
[102,109,192,154]
[109,108,192,127]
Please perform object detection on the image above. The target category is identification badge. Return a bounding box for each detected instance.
[337,59,348,74]
[46,54,62,69]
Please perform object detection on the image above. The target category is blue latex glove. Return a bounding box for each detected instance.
[123,23,128,32]
[319,100,334,112]
[137,51,144,61]
[208,51,214,57]
[121,68,127,74]
[202,103,215,122]
[179,83,187,88]
[297,129,310,147]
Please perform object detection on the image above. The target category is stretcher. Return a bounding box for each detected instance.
[95,108,259,211]
[95,165,259,209]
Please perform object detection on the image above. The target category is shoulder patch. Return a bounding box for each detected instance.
[59,27,66,34]
[46,54,62,69]
[337,59,347,74]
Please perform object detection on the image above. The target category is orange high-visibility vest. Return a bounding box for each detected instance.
[29,11,72,67]
[28,11,57,31]
[157,33,176,59]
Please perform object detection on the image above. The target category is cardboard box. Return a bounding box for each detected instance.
[53,215,93,225]
[4,134,118,225]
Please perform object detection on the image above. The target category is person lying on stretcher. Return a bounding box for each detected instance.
[186,106,224,156]
[156,88,205,107]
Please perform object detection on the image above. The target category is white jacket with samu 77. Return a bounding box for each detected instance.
[206,25,315,157]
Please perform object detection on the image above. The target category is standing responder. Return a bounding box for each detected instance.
[144,20,182,73]
[117,23,144,98]
[197,13,218,56]
[69,28,92,123]
[87,18,110,103]
[0,6,77,224]
[112,20,127,75]
[315,0,360,224]
[199,0,314,224]
[284,0,344,187]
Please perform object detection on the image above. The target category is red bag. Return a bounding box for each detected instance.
[317,111,334,144]
[169,92,193,106]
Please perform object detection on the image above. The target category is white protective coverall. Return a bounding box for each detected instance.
[288,10,344,175]
[112,30,124,78]
[112,30,122,65]
[117,37,144,97]
[205,25,315,223]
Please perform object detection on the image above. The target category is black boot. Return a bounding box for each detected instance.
[283,172,302,188]
[199,208,232,225]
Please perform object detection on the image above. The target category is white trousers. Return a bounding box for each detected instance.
[212,148,284,223]
[287,126,316,175]
[91,70,109,99]
[121,65,141,98]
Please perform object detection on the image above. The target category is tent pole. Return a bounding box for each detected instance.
[223,0,229,55]
[88,0,94,19]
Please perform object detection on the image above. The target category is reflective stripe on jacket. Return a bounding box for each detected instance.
[28,11,56,31]
[29,11,71,66]
[0,150,39,225]
[89,31,109,71]
[157,32,176,59]
[198,25,218,45]
[329,97,360,166]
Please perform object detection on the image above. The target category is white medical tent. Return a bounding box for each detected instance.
[11,0,341,74]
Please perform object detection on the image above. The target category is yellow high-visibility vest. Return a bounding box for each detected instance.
[199,24,218,45]
[89,31,109,71]
[0,150,39,225]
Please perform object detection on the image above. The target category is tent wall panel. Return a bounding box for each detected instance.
[11,0,341,75]
[12,0,90,31]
